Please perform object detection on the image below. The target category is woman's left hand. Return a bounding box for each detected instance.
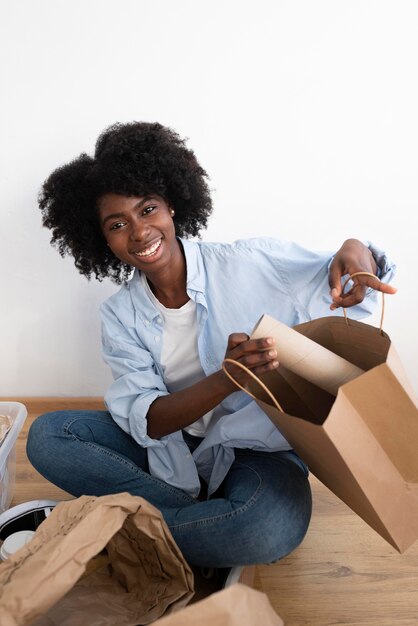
[328,239,397,310]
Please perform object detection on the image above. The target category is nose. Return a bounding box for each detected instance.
[129,216,149,241]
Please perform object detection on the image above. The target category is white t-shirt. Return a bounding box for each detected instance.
[142,273,215,436]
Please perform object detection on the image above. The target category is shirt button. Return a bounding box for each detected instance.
[154,336,160,343]
[156,316,162,324]
[144,319,150,326]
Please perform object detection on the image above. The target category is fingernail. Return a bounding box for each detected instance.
[272,361,279,368]
[268,350,277,358]
[266,337,273,345]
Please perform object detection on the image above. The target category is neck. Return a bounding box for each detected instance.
[145,242,189,309]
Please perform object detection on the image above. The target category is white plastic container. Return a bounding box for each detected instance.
[0,402,28,513]
[0,529,35,560]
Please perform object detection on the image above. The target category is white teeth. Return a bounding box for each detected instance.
[135,239,162,257]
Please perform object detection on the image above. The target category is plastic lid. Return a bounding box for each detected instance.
[0,530,35,560]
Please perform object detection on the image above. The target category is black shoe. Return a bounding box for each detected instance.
[193,565,244,598]
[0,500,59,540]
[204,566,243,588]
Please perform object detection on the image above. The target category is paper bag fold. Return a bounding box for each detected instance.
[0,493,194,626]
[153,584,285,626]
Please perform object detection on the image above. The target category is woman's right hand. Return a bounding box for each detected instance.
[221,333,279,392]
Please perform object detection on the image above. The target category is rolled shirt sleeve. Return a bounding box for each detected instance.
[270,238,396,322]
[366,240,397,281]
[324,240,397,319]
[101,302,169,448]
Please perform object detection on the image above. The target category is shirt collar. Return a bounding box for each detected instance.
[180,238,206,295]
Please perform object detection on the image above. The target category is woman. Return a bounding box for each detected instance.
[27,122,396,577]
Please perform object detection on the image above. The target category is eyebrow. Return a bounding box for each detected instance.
[101,196,156,226]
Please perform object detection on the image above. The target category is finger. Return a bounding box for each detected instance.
[328,261,343,298]
[227,333,250,350]
[251,360,280,377]
[367,281,397,295]
[330,283,367,309]
[342,274,397,295]
[238,349,279,370]
[224,357,279,388]
[228,336,274,357]
[330,276,398,310]
[255,356,280,371]
[352,274,398,295]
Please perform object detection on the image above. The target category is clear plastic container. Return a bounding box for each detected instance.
[0,402,28,513]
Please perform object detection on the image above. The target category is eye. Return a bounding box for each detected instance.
[109,221,126,231]
[142,205,157,216]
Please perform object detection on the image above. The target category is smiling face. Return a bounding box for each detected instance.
[98,193,183,280]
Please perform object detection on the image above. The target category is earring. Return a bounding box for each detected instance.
[170,210,175,217]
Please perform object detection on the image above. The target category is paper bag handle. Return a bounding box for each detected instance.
[222,358,285,412]
[341,271,385,335]
[222,271,385,404]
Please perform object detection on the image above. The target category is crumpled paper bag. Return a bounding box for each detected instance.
[153,584,285,626]
[0,493,194,625]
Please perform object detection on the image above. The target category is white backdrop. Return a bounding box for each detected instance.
[1,0,417,396]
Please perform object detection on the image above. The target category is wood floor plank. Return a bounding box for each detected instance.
[8,398,105,504]
[257,482,418,625]
[3,398,418,625]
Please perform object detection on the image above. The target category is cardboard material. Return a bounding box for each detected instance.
[249,314,418,553]
[252,315,364,395]
[0,493,194,625]
[153,584,285,626]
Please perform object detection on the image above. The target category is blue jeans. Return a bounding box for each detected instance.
[27,410,312,567]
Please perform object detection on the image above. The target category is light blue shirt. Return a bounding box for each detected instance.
[101,237,395,497]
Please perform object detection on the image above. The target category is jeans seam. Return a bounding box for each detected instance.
[63,414,113,431]
[236,450,309,477]
[168,460,264,531]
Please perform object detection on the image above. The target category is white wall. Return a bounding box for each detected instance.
[1,0,417,396]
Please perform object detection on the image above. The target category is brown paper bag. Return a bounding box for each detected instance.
[153,584,285,626]
[226,312,418,553]
[0,493,194,626]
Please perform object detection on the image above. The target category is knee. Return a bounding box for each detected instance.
[264,492,312,562]
[237,481,312,564]
[26,411,63,468]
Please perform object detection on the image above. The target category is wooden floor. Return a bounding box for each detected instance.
[4,398,418,626]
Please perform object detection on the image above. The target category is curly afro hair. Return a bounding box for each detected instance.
[39,122,213,283]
